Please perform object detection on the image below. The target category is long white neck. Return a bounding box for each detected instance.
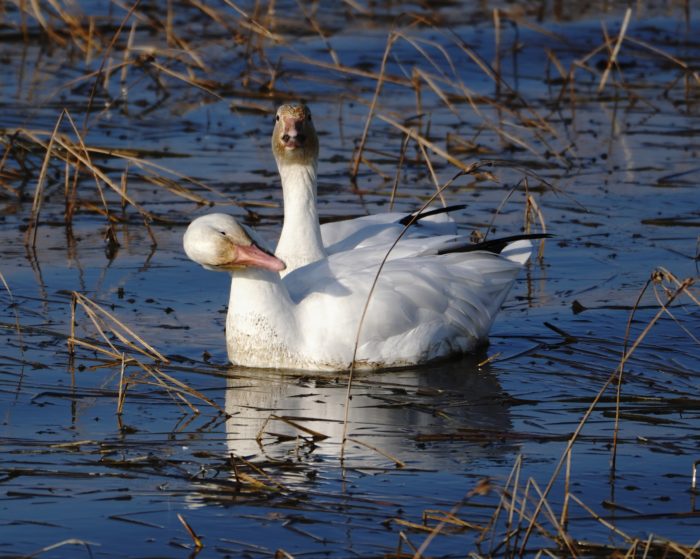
[274,162,326,275]
[226,269,298,368]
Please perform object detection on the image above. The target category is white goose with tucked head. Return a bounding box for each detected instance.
[183,212,540,370]
[271,103,462,276]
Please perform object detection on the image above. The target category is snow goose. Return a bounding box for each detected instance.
[271,103,462,275]
[183,213,543,371]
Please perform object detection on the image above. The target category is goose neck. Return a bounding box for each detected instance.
[229,268,289,313]
[276,162,326,272]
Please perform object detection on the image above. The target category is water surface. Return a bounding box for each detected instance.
[1,2,699,557]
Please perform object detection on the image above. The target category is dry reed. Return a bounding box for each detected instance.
[177,513,204,550]
[68,291,227,416]
[420,267,700,559]
[2,3,698,557]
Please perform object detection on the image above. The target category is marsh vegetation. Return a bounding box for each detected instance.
[1,1,699,557]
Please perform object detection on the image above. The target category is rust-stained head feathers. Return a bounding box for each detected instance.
[183,214,285,273]
[271,104,319,167]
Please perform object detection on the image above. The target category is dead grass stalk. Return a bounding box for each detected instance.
[341,168,474,463]
[351,31,398,182]
[519,270,697,554]
[69,291,226,416]
[598,8,632,93]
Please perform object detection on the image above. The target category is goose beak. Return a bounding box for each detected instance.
[235,243,286,272]
[280,116,307,150]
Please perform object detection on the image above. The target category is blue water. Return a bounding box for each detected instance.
[1,2,699,557]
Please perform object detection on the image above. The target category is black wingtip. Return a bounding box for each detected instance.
[398,204,467,226]
[437,233,554,256]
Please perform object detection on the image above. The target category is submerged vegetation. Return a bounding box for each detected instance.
[0,1,699,557]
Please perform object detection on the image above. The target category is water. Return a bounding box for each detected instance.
[1,2,699,557]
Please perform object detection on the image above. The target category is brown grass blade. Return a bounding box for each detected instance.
[231,454,288,492]
[519,274,694,554]
[568,493,634,544]
[478,454,521,548]
[422,509,482,530]
[177,513,203,550]
[598,8,632,92]
[528,478,578,556]
[375,112,471,171]
[117,354,128,415]
[72,291,168,362]
[351,31,398,182]
[25,111,66,248]
[412,478,494,558]
[389,133,410,211]
[341,169,474,461]
[260,415,329,442]
[296,0,339,66]
[417,141,447,207]
[149,61,223,100]
[221,0,284,43]
[138,363,226,415]
[345,436,406,468]
[524,192,548,259]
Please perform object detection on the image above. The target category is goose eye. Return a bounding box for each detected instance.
[275,115,280,122]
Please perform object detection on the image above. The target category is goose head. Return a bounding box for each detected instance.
[271,104,319,167]
[183,214,286,273]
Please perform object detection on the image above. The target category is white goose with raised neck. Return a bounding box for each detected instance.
[271,104,326,275]
[270,104,470,273]
[183,212,539,370]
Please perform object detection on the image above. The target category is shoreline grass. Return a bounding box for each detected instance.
[0,2,698,557]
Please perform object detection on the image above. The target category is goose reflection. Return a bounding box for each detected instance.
[224,354,513,470]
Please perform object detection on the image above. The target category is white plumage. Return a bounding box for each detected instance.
[321,210,458,255]
[182,103,542,370]
[183,213,533,370]
[271,104,460,275]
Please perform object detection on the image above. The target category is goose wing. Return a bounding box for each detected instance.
[283,238,529,368]
[320,205,464,254]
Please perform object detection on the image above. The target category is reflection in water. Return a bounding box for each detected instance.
[224,355,513,470]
